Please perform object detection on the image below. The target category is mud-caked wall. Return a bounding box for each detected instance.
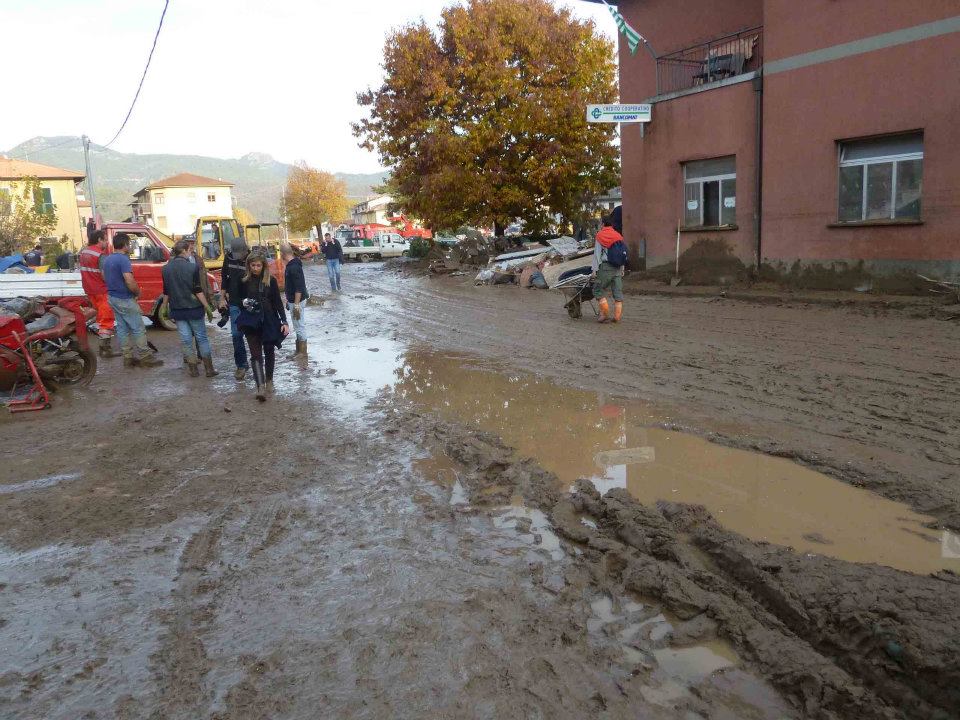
[761,1,960,283]
[619,0,763,272]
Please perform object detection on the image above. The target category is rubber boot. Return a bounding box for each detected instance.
[613,301,623,323]
[187,358,200,377]
[99,337,120,358]
[252,360,267,402]
[597,297,610,323]
[202,355,219,378]
[139,351,164,368]
[123,354,139,368]
[234,366,247,381]
[288,338,305,359]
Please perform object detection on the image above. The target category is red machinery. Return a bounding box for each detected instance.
[1,297,97,412]
[388,214,433,240]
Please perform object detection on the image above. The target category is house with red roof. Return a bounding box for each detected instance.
[131,172,234,236]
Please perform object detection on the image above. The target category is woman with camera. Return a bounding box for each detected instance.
[236,252,289,401]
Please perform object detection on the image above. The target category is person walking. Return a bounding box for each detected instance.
[86,217,96,243]
[78,229,119,358]
[592,216,628,324]
[237,253,289,401]
[162,240,218,378]
[218,236,251,380]
[321,233,343,292]
[281,243,309,358]
[101,233,163,367]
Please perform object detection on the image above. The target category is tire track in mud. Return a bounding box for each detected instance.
[150,515,225,718]
[396,404,960,720]
[149,498,294,719]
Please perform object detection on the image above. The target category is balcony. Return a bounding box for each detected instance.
[656,27,763,96]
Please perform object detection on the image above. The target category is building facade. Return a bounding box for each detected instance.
[132,173,234,237]
[0,158,85,250]
[599,0,959,286]
[351,194,393,226]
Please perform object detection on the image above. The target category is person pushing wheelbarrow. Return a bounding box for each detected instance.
[592,213,628,323]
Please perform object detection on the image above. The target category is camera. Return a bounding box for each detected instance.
[242,298,261,314]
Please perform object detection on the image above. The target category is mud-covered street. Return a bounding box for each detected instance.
[2,262,958,720]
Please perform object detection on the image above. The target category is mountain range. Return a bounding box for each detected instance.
[2,137,388,223]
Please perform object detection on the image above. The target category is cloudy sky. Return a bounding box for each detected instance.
[2,0,614,173]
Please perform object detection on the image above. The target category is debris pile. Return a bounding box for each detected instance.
[468,236,594,289]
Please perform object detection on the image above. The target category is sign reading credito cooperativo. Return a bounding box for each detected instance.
[586,104,652,123]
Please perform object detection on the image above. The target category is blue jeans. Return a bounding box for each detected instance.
[287,300,307,341]
[326,259,341,291]
[107,295,149,357]
[175,316,211,361]
[229,305,249,369]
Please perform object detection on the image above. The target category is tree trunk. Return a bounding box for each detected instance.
[494,221,505,237]
[314,224,324,240]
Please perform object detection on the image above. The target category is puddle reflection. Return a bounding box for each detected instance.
[307,333,958,575]
[392,351,957,575]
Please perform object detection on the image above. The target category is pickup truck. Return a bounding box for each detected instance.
[0,223,220,331]
[342,232,411,262]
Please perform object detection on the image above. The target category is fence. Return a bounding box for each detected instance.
[656,27,763,96]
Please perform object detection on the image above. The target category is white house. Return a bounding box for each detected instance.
[351,194,393,226]
[131,173,234,236]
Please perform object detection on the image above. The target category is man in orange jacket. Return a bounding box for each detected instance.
[592,217,625,323]
[78,229,119,357]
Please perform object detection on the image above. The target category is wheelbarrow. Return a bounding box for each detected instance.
[553,269,596,319]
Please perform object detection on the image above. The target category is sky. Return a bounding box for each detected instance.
[1,0,614,174]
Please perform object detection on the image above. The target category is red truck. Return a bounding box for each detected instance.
[100,223,221,330]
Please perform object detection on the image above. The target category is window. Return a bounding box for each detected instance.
[157,216,168,230]
[207,193,216,203]
[33,187,55,215]
[838,133,922,222]
[154,192,165,205]
[683,156,736,228]
[128,234,164,262]
[187,192,197,203]
[201,222,222,260]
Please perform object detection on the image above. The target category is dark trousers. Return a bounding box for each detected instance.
[243,332,275,380]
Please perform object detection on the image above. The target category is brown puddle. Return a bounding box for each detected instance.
[389,351,959,576]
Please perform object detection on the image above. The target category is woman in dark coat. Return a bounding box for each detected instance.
[237,253,289,401]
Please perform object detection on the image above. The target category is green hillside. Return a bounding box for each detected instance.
[3,137,388,223]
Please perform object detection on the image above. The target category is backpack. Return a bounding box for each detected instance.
[606,240,628,268]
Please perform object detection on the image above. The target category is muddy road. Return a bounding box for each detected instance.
[1,262,957,719]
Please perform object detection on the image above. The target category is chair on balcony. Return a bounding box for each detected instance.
[691,34,758,85]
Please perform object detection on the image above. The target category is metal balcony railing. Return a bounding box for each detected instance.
[656,27,763,96]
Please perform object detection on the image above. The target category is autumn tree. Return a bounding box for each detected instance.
[354,0,619,235]
[281,163,350,237]
[0,177,58,256]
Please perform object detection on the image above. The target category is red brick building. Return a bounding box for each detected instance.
[589,1,960,287]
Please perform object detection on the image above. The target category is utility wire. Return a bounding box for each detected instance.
[103,0,170,148]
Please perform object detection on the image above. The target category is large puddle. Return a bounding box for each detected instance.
[304,336,958,575]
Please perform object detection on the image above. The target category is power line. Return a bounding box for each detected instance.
[102,0,170,148]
